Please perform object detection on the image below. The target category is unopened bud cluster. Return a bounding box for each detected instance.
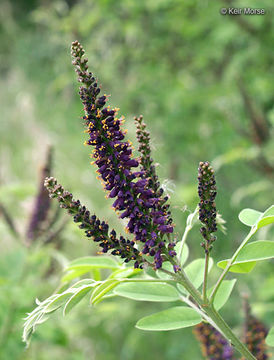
[198,161,217,253]
[134,115,174,248]
[135,115,161,194]
[242,303,269,360]
[194,322,235,359]
[44,177,143,267]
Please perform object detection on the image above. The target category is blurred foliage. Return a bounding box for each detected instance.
[0,0,274,359]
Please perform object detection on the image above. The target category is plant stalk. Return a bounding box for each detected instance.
[173,268,256,360]
[177,225,190,265]
[209,227,256,303]
[202,251,209,302]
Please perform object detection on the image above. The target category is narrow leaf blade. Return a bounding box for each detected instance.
[217,260,256,273]
[63,285,94,316]
[217,240,274,273]
[257,216,274,230]
[136,306,202,331]
[45,292,74,313]
[262,205,274,218]
[62,268,92,282]
[90,279,120,305]
[209,279,237,310]
[114,282,180,302]
[66,256,119,271]
[109,267,142,279]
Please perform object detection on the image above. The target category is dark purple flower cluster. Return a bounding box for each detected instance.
[242,304,269,360]
[198,161,217,253]
[194,322,235,360]
[45,177,142,266]
[135,115,174,230]
[135,115,162,194]
[26,146,53,242]
[71,41,175,269]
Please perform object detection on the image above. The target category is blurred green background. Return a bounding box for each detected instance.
[0,0,274,359]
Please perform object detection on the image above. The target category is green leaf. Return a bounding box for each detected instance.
[257,216,274,229]
[90,279,120,305]
[23,280,100,345]
[238,208,262,226]
[45,292,74,313]
[66,256,119,272]
[236,240,274,262]
[217,261,256,273]
[217,241,274,273]
[62,268,92,282]
[209,279,237,310]
[114,282,180,302]
[63,285,94,316]
[266,326,274,346]
[23,311,47,345]
[109,267,142,279]
[177,258,213,294]
[254,205,274,230]
[186,207,199,228]
[156,262,174,279]
[262,205,274,218]
[135,306,202,331]
[70,279,97,288]
[91,268,101,281]
[145,267,158,278]
[175,243,189,266]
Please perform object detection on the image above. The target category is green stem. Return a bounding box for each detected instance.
[177,225,191,265]
[209,227,256,303]
[202,251,209,302]
[177,207,199,266]
[171,268,256,360]
[179,294,222,333]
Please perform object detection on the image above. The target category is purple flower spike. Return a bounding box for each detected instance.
[45,177,143,266]
[194,322,235,360]
[243,299,269,360]
[71,41,177,270]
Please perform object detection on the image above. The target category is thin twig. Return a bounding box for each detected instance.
[0,202,19,239]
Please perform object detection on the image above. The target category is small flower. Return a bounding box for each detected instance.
[44,177,143,267]
[70,41,175,269]
[194,322,235,359]
[197,161,217,253]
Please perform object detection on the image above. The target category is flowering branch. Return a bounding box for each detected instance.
[22,41,272,360]
[70,41,176,270]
